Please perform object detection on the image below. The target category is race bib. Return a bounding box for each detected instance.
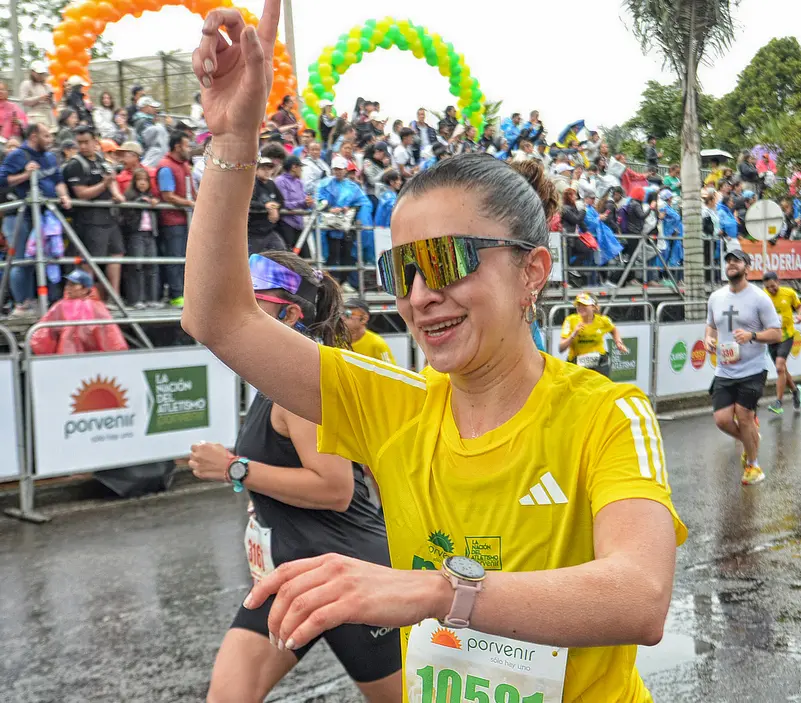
[576,352,601,369]
[244,515,276,584]
[718,341,741,365]
[405,619,567,703]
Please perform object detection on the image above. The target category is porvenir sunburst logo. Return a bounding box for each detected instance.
[431,627,462,649]
[428,530,454,553]
[71,376,129,414]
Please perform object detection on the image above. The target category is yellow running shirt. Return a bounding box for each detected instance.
[318,347,687,703]
[351,329,397,364]
[766,286,800,341]
[561,313,615,361]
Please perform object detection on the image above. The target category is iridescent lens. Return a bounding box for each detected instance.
[249,254,303,295]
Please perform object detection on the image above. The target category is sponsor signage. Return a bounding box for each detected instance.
[741,240,801,280]
[655,323,715,397]
[30,347,238,477]
[0,358,22,480]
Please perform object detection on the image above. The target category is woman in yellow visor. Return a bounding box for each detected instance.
[559,293,629,377]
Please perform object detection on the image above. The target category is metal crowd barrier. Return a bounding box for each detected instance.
[0,325,25,488]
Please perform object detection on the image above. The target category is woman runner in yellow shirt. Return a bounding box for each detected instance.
[559,293,628,377]
[183,4,686,701]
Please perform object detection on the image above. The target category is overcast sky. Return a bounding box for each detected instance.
[53,0,801,131]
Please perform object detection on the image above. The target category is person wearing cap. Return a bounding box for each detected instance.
[59,139,78,165]
[342,298,396,364]
[705,249,782,485]
[317,156,373,290]
[317,100,336,146]
[274,155,313,255]
[644,135,661,169]
[132,96,170,168]
[19,62,55,131]
[30,269,129,355]
[99,138,120,166]
[393,128,418,181]
[116,140,157,193]
[126,85,146,125]
[301,140,330,196]
[249,156,286,254]
[559,293,628,376]
[0,81,28,141]
[761,271,801,415]
[64,76,93,128]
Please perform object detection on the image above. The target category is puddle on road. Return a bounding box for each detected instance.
[636,632,713,675]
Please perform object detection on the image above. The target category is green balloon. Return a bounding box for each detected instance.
[322,91,335,101]
[313,83,326,97]
[307,62,319,74]
[365,18,377,27]
[336,40,348,54]
[331,71,340,85]
[309,71,320,85]
[387,26,400,41]
[471,88,482,101]
[379,36,393,49]
[361,25,373,38]
[338,33,348,43]
[421,36,433,52]
[469,102,481,113]
[449,85,461,97]
[331,50,345,67]
[360,37,372,52]
[396,37,409,51]
[425,52,438,67]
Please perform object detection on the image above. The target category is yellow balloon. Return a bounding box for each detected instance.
[375,20,391,34]
[321,75,335,90]
[438,64,450,77]
[349,27,362,39]
[436,44,449,59]
[321,46,334,59]
[372,30,385,44]
[396,19,411,35]
[460,74,472,89]
[305,93,319,110]
[344,51,358,65]
[346,37,360,52]
[412,44,424,59]
[319,62,333,78]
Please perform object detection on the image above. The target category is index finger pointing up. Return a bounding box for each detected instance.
[257,0,281,49]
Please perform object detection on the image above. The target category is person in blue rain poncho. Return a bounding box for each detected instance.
[500,113,523,151]
[583,192,623,266]
[373,170,402,227]
[717,194,739,240]
[316,156,373,289]
[660,190,684,272]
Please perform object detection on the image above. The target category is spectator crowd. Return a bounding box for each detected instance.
[2,64,800,323]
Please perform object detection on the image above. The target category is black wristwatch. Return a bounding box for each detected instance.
[751,331,757,343]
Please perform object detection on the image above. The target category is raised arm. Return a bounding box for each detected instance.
[182,0,322,424]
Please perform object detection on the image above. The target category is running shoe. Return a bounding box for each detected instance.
[741,450,748,469]
[741,465,766,486]
[767,400,784,416]
[169,297,184,309]
[793,388,801,411]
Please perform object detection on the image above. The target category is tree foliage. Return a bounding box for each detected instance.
[713,37,801,152]
[0,0,112,73]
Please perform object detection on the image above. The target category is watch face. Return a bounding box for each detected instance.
[229,460,248,482]
[446,556,486,581]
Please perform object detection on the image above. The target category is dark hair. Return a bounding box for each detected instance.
[24,123,45,140]
[258,250,350,349]
[669,163,680,171]
[58,108,77,127]
[283,155,302,170]
[562,188,577,207]
[100,91,115,110]
[125,167,152,199]
[399,128,415,140]
[763,271,779,282]
[74,125,95,138]
[398,153,557,247]
[303,128,316,138]
[281,95,293,107]
[381,169,401,185]
[262,143,287,163]
[131,84,144,97]
[169,131,190,151]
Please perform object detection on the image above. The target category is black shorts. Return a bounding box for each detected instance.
[231,593,400,683]
[71,222,125,257]
[711,370,768,412]
[769,338,793,362]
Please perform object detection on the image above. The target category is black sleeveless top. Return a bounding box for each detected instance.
[235,393,391,567]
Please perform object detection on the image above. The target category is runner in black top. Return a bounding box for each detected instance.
[189,250,400,703]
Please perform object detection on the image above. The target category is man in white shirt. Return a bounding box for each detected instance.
[19,62,55,131]
[512,139,536,163]
[302,141,331,195]
[393,128,418,180]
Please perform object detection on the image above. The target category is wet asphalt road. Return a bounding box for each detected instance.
[2,414,801,703]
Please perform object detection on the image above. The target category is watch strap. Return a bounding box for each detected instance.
[442,571,483,629]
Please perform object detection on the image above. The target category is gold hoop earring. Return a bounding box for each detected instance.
[524,290,538,325]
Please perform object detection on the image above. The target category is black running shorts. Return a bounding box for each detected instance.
[711,370,768,412]
[231,594,400,683]
[769,338,794,363]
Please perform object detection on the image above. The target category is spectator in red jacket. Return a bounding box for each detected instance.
[117,140,157,193]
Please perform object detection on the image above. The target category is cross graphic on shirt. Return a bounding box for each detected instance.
[722,305,739,333]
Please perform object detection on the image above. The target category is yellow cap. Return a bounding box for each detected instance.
[574,293,597,307]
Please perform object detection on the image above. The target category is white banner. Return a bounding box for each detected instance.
[655,322,714,397]
[0,358,22,480]
[548,231,563,282]
[374,227,392,279]
[30,347,238,477]
[384,333,411,370]
[548,323,653,394]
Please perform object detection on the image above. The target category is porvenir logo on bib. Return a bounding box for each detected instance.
[412,530,454,570]
[65,376,135,439]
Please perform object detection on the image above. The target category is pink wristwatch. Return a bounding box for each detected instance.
[441,556,486,629]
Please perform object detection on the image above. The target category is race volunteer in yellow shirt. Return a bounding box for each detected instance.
[183,47,687,703]
[560,293,628,376]
[762,272,801,413]
[343,298,397,364]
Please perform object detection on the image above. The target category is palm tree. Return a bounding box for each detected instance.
[624,0,739,311]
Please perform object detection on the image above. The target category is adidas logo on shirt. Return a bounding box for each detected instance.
[519,472,568,506]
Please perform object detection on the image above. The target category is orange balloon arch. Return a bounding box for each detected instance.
[48,0,297,114]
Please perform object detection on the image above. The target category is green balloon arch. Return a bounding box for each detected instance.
[301,18,486,131]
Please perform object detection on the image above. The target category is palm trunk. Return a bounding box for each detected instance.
[681,7,705,319]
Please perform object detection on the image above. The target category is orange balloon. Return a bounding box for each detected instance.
[79,15,97,32]
[65,59,86,75]
[53,29,67,46]
[67,33,89,52]
[93,19,106,34]
[55,45,75,63]
[63,4,83,20]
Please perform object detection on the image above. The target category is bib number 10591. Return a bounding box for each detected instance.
[416,665,544,703]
